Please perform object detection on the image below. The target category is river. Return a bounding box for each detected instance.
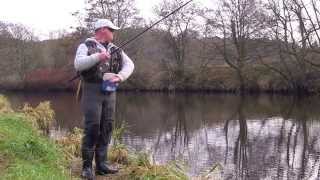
[3,91,320,179]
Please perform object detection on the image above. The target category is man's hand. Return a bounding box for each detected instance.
[98,50,110,63]
[103,73,121,83]
[110,76,121,83]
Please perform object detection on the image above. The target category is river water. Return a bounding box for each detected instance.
[4,91,320,179]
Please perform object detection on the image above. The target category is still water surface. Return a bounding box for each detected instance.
[4,92,320,179]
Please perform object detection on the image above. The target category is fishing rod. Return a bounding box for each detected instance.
[116,0,194,50]
[69,0,194,82]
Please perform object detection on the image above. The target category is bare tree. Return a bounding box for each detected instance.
[262,0,320,93]
[0,22,38,88]
[154,0,201,90]
[84,0,139,29]
[206,0,269,94]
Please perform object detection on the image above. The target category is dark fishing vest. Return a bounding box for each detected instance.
[80,41,123,83]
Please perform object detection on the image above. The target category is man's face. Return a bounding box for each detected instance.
[97,27,114,42]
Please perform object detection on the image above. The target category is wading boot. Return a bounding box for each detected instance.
[95,147,119,175]
[81,149,95,180]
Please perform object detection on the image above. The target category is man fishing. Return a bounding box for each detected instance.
[74,19,134,179]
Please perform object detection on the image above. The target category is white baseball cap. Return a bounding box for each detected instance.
[94,19,120,31]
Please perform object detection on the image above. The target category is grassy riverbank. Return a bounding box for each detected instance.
[0,95,69,179]
[0,115,69,180]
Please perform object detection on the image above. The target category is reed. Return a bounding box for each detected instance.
[22,101,54,135]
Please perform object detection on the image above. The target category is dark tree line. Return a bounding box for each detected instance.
[0,0,320,94]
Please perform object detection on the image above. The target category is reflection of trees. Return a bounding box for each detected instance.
[116,93,193,162]
[234,97,248,179]
[222,102,239,164]
[222,96,320,179]
[171,95,189,155]
[114,93,320,179]
[276,97,313,179]
[293,99,310,179]
[266,97,320,180]
[300,117,308,179]
[223,96,249,179]
[276,96,296,179]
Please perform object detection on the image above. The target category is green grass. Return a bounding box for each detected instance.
[0,113,69,180]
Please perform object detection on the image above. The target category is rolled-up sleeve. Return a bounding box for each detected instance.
[74,43,100,71]
[116,51,134,82]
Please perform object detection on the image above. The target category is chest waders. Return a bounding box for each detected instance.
[80,41,121,178]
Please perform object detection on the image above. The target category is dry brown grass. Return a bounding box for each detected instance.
[108,144,129,165]
[0,95,13,113]
[22,101,55,135]
[55,127,83,161]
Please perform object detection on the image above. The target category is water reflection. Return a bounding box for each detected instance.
[4,92,320,179]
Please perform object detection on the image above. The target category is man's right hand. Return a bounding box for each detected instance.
[98,51,110,63]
